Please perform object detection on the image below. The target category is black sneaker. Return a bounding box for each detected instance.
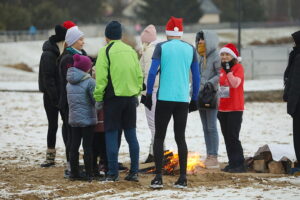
[150,175,163,189]
[228,165,246,173]
[144,154,154,163]
[124,172,139,182]
[174,176,187,189]
[100,174,119,182]
[64,169,70,179]
[40,161,55,168]
[221,165,232,172]
[118,163,128,171]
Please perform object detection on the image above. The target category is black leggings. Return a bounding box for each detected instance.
[93,132,107,166]
[293,106,300,164]
[154,100,189,175]
[43,93,59,148]
[218,111,245,167]
[60,106,72,162]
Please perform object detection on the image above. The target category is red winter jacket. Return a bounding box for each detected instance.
[218,63,244,111]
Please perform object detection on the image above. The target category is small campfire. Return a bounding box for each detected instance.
[140,150,205,175]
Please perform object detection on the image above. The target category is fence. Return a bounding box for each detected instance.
[242,45,290,80]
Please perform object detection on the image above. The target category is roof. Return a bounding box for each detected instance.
[199,0,221,14]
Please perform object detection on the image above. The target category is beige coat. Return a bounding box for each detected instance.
[140,40,160,95]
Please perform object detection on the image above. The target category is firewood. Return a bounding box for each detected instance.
[253,151,273,163]
[268,161,285,174]
[253,160,268,173]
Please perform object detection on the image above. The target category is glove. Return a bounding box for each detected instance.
[222,62,231,73]
[188,100,198,113]
[144,94,152,111]
[140,95,146,105]
[135,96,139,107]
[95,101,104,111]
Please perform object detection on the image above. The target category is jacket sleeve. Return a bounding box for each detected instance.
[134,51,144,95]
[208,59,221,90]
[41,52,59,106]
[191,61,200,101]
[88,79,96,105]
[93,48,108,102]
[226,65,244,88]
[287,55,300,116]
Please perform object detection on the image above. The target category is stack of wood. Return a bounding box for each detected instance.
[245,145,293,174]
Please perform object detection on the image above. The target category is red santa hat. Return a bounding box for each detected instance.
[62,20,77,29]
[220,43,242,62]
[165,16,183,37]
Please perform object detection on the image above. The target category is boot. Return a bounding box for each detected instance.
[41,148,56,167]
[69,152,82,181]
[83,154,93,182]
[92,155,101,178]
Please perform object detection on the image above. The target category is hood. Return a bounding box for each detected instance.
[196,30,219,56]
[42,40,60,56]
[67,67,90,84]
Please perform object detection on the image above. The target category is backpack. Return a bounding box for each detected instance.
[198,82,218,109]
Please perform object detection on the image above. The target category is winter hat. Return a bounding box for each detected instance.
[141,24,157,43]
[105,21,122,40]
[220,43,242,62]
[62,20,76,29]
[165,16,183,37]
[52,25,67,43]
[65,26,84,47]
[73,54,92,72]
[292,30,300,46]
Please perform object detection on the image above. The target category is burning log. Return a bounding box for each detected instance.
[139,150,205,175]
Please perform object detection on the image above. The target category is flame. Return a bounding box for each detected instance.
[187,152,205,174]
[146,151,205,174]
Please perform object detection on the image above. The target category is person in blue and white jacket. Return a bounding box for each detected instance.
[145,16,200,189]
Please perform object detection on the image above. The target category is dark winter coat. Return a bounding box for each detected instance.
[284,47,300,117]
[66,67,97,127]
[38,38,60,106]
[57,47,87,110]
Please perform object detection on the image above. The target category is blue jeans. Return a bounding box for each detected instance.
[105,128,139,175]
[199,109,219,156]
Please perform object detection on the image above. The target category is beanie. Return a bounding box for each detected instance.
[105,21,122,40]
[141,24,157,43]
[65,26,84,47]
[165,16,183,37]
[52,25,67,43]
[292,30,300,46]
[62,20,76,29]
[219,43,242,62]
[73,54,92,72]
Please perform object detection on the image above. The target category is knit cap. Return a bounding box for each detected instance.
[65,26,84,47]
[52,25,67,43]
[141,25,157,43]
[73,54,92,72]
[105,21,122,40]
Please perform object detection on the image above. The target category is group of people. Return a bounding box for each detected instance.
[38,16,300,188]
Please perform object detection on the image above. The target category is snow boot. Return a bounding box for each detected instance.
[40,148,56,167]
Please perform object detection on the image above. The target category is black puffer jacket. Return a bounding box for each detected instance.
[38,37,60,106]
[57,48,87,110]
[285,48,300,116]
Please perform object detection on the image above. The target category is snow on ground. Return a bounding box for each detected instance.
[0,90,298,199]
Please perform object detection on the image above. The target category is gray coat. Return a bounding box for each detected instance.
[197,30,221,110]
[197,30,221,91]
[66,67,97,127]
